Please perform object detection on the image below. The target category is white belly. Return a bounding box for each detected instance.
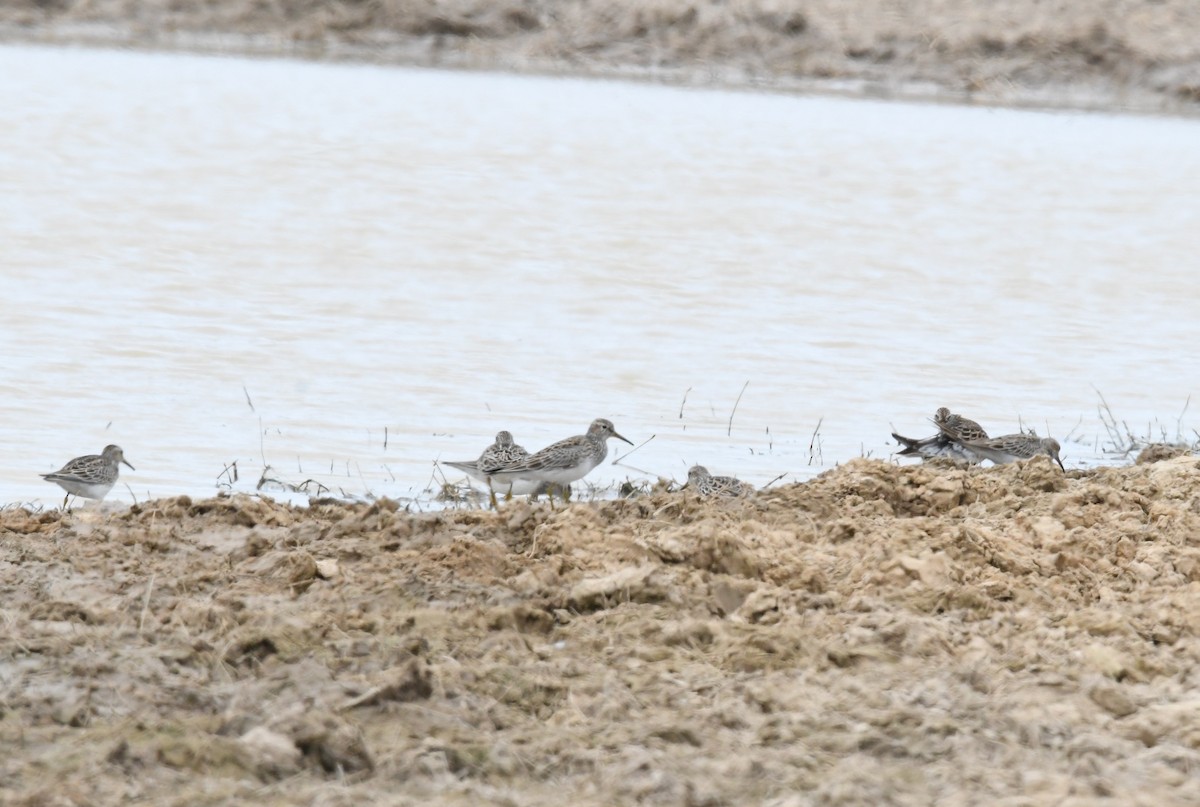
[528,454,602,486]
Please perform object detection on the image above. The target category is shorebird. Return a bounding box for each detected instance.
[686,465,754,497]
[891,431,980,464]
[442,431,567,507]
[486,418,633,502]
[932,406,989,443]
[959,433,1065,471]
[41,444,134,508]
[892,407,986,464]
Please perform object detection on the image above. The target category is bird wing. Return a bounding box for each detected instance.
[493,437,589,474]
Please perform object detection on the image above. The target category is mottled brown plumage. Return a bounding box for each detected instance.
[41,444,134,507]
[686,465,754,497]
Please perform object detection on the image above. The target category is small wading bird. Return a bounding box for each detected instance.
[484,418,633,503]
[895,407,1066,471]
[892,407,986,464]
[442,430,567,508]
[686,465,754,497]
[958,433,1065,471]
[932,406,989,443]
[41,444,135,508]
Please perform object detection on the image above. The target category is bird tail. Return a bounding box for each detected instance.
[891,432,922,455]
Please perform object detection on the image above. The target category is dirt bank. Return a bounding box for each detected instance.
[4,454,1200,804]
[3,0,1200,115]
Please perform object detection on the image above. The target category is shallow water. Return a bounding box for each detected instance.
[3,44,1199,507]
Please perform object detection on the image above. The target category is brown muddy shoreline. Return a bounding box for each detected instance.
[3,0,1200,116]
[4,455,1200,804]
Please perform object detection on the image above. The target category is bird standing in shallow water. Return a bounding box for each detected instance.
[485,418,633,502]
[443,430,527,508]
[442,431,567,508]
[41,444,134,508]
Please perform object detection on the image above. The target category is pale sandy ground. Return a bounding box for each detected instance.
[3,0,1200,114]
[5,452,1200,805]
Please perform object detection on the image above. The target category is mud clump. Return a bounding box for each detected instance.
[4,459,1200,804]
[1136,442,1194,465]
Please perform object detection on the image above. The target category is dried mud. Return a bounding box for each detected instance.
[4,454,1200,804]
[2,0,1200,114]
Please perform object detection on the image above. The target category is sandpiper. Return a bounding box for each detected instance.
[892,407,986,464]
[686,465,754,497]
[487,418,633,502]
[442,431,566,507]
[891,431,980,464]
[442,430,528,482]
[41,444,134,508]
[932,407,989,443]
[959,433,1065,470]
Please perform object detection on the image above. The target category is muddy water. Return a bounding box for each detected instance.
[3,44,1199,506]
